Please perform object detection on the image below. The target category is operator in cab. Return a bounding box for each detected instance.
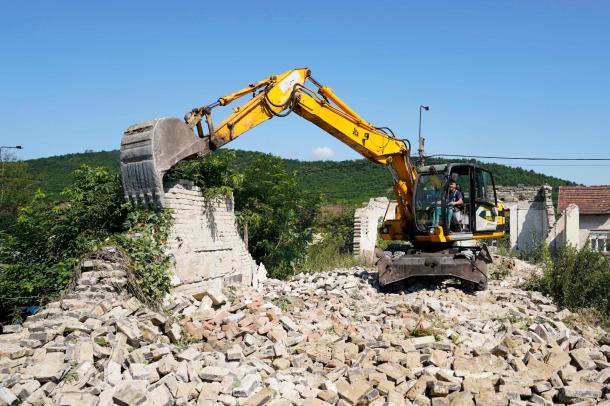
[446,180,464,231]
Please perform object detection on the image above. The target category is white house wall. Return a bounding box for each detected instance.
[578,214,610,248]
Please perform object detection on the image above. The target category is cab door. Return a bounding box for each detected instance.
[474,168,499,233]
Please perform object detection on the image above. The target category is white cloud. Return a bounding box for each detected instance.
[312,146,335,160]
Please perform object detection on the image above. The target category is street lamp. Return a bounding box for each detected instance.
[418,105,429,164]
[0,145,22,155]
[0,145,24,207]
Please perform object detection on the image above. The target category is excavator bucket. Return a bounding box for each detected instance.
[120,117,209,207]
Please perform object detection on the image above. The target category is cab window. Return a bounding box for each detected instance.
[475,169,496,205]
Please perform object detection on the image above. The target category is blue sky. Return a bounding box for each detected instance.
[1,0,609,185]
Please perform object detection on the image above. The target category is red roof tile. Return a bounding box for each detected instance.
[558,186,610,214]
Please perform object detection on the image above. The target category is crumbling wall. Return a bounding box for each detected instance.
[546,203,579,250]
[163,180,263,291]
[353,197,396,263]
[496,185,554,252]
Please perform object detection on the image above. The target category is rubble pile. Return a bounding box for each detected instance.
[1,249,610,406]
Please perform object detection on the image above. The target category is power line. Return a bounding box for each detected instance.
[515,164,610,167]
[428,154,610,161]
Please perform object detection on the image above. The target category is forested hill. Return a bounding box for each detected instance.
[26,150,121,197]
[24,149,576,206]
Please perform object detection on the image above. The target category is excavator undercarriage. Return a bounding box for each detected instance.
[376,244,492,291]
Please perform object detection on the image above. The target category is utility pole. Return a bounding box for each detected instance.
[0,145,23,207]
[418,105,429,165]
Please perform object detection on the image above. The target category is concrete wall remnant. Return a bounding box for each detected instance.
[353,197,396,263]
[496,185,554,252]
[162,180,261,292]
[546,203,579,250]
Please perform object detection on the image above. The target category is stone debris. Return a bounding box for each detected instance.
[1,247,610,405]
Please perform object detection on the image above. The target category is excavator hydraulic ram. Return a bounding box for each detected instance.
[120,117,209,206]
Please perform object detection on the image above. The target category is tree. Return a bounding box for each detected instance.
[235,154,319,279]
[0,153,38,228]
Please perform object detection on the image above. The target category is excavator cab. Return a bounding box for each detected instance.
[413,163,504,239]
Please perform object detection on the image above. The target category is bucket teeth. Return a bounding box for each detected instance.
[120,117,209,208]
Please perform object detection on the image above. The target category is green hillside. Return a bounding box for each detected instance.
[26,150,120,197]
[23,149,576,206]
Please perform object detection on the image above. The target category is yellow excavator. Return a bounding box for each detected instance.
[120,68,505,290]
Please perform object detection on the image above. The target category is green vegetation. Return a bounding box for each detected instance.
[490,264,511,280]
[63,361,80,383]
[117,209,174,306]
[0,167,127,321]
[0,166,174,322]
[25,150,120,197]
[300,206,364,274]
[0,156,39,229]
[17,149,576,206]
[271,295,291,312]
[523,244,610,319]
[517,232,548,264]
[350,292,364,300]
[495,235,512,257]
[166,150,243,198]
[94,336,110,347]
[234,154,318,279]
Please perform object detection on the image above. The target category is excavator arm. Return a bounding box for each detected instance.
[121,68,416,228]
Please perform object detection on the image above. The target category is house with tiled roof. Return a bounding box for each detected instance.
[556,186,610,253]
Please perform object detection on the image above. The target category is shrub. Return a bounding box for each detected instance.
[490,264,511,280]
[0,166,129,321]
[313,206,355,253]
[168,151,320,279]
[495,235,512,257]
[116,209,174,306]
[524,243,610,318]
[298,206,363,273]
[0,165,174,322]
[235,154,319,279]
[165,150,243,198]
[0,158,38,229]
[518,233,547,264]
[300,235,364,274]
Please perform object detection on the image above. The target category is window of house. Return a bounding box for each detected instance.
[589,231,610,253]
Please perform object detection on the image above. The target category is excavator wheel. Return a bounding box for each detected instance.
[462,258,488,292]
